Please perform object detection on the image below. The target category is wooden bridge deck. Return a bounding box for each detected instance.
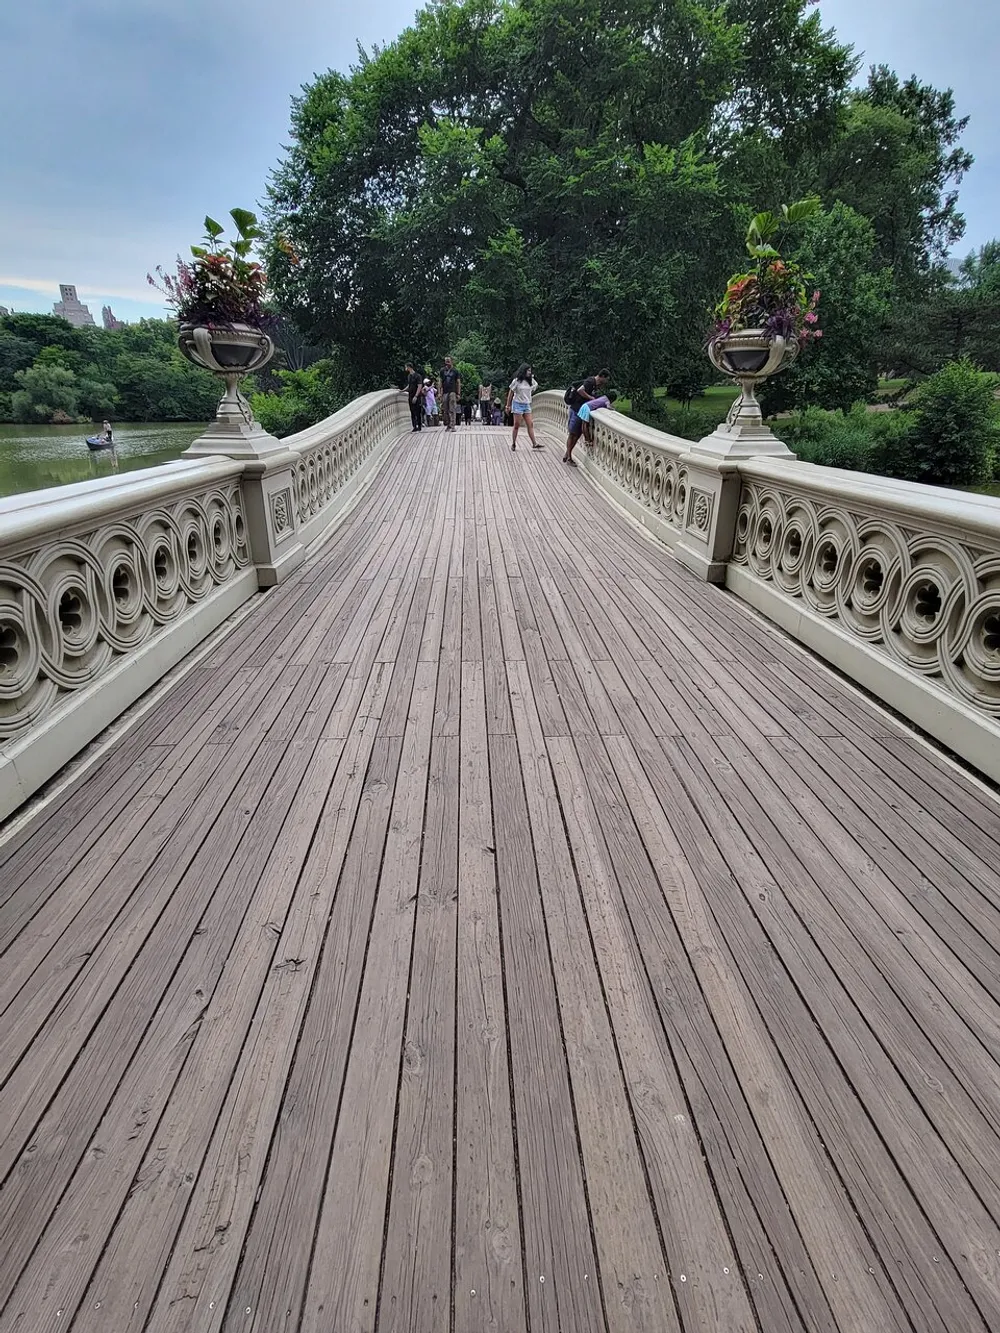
[4,423,1000,1333]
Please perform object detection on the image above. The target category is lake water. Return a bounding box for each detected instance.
[0,422,207,499]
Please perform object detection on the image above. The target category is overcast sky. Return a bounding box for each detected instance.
[1,0,995,323]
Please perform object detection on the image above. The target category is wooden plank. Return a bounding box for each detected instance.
[6,733,341,1332]
[432,578,463,738]
[663,734,996,1330]
[0,741,303,1317]
[379,733,459,1332]
[296,661,437,1333]
[453,661,525,1333]
[0,669,300,1193]
[0,657,286,1068]
[208,741,402,1333]
[506,662,686,1332]
[600,731,891,1333]
[0,743,169,952]
[146,672,400,1333]
[487,731,605,1333]
[697,733,1000,1223]
[506,576,567,737]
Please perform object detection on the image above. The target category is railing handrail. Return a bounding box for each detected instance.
[0,456,245,554]
[278,388,404,455]
[738,455,1000,545]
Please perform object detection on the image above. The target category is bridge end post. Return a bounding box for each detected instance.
[673,421,795,584]
[184,429,306,589]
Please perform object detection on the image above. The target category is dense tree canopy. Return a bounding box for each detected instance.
[0,314,219,424]
[265,0,860,400]
[263,0,984,410]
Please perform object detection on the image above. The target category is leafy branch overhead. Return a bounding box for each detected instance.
[256,0,975,410]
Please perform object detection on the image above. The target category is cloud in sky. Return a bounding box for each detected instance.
[1,0,996,321]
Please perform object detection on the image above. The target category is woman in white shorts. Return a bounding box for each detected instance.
[505,363,540,452]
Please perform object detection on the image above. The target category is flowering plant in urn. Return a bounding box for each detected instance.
[149,209,279,447]
[709,198,822,430]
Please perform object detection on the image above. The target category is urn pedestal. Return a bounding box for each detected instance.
[674,330,799,585]
[694,329,798,460]
[178,322,304,586]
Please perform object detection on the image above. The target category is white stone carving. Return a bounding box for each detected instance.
[533,391,692,532]
[688,488,713,538]
[270,488,292,538]
[293,396,403,525]
[0,481,249,743]
[733,480,1000,718]
[586,420,688,535]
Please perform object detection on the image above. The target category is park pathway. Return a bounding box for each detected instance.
[3,422,1000,1332]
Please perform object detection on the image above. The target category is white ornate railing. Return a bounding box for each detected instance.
[282,390,409,546]
[536,388,1000,783]
[0,459,255,818]
[728,459,1000,779]
[534,390,699,548]
[0,389,410,820]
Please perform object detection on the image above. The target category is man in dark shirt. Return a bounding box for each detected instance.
[404,363,422,431]
[440,356,461,432]
[564,369,610,465]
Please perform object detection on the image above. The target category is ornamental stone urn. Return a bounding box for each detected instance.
[178,322,282,458]
[178,321,304,586]
[688,329,798,462]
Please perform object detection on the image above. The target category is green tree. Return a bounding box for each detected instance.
[250,359,349,437]
[0,331,36,392]
[815,68,973,295]
[10,363,81,423]
[762,203,891,413]
[1,312,83,353]
[77,377,121,419]
[269,0,859,395]
[907,359,998,487]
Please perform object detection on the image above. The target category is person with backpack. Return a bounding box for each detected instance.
[564,369,610,465]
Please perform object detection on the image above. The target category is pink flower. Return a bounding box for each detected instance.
[813,329,823,338]
[804,311,818,323]
[812,290,821,303]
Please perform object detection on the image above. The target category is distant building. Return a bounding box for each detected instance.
[0,305,9,318]
[53,284,95,328]
[102,305,124,330]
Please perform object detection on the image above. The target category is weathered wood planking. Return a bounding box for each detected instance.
[2,423,1000,1333]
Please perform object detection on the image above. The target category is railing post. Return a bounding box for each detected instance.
[674,417,795,584]
[184,428,305,589]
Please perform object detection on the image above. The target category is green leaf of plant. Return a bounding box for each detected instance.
[230,208,259,238]
[749,211,778,242]
[190,245,208,257]
[784,197,822,223]
[203,216,224,239]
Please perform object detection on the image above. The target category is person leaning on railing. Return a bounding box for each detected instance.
[578,390,619,444]
[564,369,610,466]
